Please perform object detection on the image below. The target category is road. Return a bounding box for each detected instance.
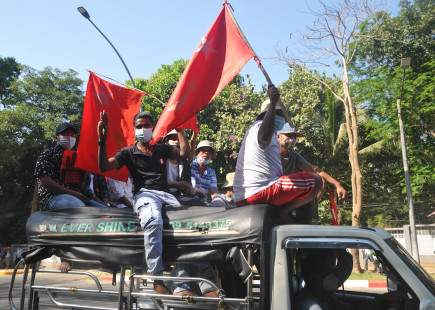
[1,268,390,310]
[1,269,141,310]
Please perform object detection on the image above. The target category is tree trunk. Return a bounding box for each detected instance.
[342,68,364,272]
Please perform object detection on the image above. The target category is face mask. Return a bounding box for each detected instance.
[275,115,285,132]
[59,136,76,150]
[285,137,296,149]
[198,156,211,166]
[135,128,153,143]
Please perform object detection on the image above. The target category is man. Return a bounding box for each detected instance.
[191,141,218,202]
[97,110,192,295]
[296,249,402,310]
[234,85,324,221]
[34,122,87,211]
[34,122,88,272]
[163,129,205,203]
[209,172,236,209]
[277,124,347,223]
[81,172,110,207]
[106,177,134,209]
[14,245,23,267]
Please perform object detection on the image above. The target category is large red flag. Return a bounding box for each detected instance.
[76,72,143,181]
[151,4,255,144]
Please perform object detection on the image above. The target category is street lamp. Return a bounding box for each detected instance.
[397,57,419,262]
[77,6,136,89]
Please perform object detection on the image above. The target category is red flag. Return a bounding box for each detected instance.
[76,72,143,181]
[329,187,340,226]
[150,4,255,143]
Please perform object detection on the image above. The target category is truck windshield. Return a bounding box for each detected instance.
[385,237,435,296]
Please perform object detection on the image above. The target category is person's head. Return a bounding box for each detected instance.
[222,172,235,198]
[301,249,352,294]
[163,129,179,147]
[55,122,78,150]
[195,140,215,166]
[257,99,291,132]
[133,112,154,143]
[276,123,302,149]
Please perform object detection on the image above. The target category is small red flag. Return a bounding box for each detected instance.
[151,4,255,143]
[76,72,143,181]
[329,187,340,226]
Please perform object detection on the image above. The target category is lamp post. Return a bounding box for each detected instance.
[397,57,419,263]
[77,6,136,89]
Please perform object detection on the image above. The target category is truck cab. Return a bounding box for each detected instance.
[270,225,435,310]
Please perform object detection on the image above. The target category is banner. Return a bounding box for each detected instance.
[151,4,255,143]
[76,72,143,181]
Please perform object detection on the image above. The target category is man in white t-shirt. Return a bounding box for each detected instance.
[107,177,134,209]
[234,85,323,221]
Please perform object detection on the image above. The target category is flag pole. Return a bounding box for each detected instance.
[224,2,294,127]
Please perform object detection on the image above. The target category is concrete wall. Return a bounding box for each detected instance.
[385,224,435,263]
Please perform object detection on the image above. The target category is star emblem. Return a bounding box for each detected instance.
[195,37,217,62]
[168,78,197,111]
[94,83,113,109]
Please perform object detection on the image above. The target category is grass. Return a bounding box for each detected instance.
[348,271,386,281]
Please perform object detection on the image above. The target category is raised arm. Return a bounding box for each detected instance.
[299,158,348,201]
[258,84,280,149]
[189,129,199,162]
[97,110,121,172]
[169,129,188,160]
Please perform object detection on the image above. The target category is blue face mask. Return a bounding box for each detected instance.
[198,156,211,166]
[135,128,153,143]
[275,115,285,132]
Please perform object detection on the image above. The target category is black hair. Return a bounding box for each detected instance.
[133,112,154,126]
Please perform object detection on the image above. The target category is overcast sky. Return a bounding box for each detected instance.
[1,0,399,92]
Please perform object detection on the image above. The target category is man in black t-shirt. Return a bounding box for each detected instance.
[97,111,189,295]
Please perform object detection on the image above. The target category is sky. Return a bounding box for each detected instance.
[1,0,400,93]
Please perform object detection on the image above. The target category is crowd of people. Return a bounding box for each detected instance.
[33,84,348,297]
[0,245,24,269]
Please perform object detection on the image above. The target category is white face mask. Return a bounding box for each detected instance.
[59,135,76,150]
[135,128,153,143]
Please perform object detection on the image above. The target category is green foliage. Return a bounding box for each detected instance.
[133,59,189,123]
[351,0,435,223]
[0,56,21,103]
[0,66,84,245]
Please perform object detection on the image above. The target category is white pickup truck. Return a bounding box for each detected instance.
[9,204,435,309]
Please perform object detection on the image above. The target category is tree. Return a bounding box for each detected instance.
[276,0,388,272]
[134,59,188,123]
[352,0,435,214]
[0,66,84,245]
[0,56,21,104]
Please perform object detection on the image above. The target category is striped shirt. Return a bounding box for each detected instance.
[191,160,217,201]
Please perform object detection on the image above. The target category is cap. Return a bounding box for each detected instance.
[257,98,291,120]
[277,123,302,137]
[222,172,235,189]
[56,122,78,135]
[195,140,216,158]
[164,129,178,139]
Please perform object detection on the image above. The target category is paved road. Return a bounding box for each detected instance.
[1,270,135,310]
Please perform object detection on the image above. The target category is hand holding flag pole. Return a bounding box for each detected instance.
[224,1,294,127]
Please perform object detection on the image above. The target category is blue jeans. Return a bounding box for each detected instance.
[134,189,180,276]
[43,194,86,211]
[83,199,107,208]
[166,262,217,294]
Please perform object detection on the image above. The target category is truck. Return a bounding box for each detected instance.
[9,204,435,309]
